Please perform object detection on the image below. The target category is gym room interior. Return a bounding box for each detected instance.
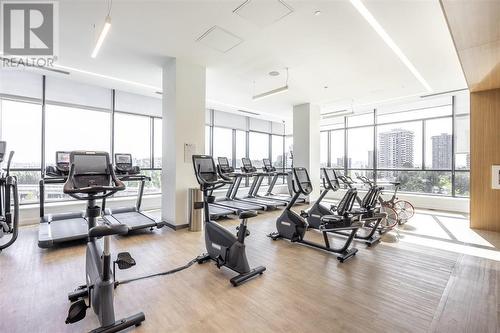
[0,0,499,332]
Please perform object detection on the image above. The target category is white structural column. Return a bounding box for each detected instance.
[292,103,321,201]
[161,58,206,228]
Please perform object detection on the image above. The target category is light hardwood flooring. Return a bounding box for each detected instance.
[0,208,498,333]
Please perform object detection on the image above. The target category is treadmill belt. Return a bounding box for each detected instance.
[38,217,89,248]
[109,212,157,230]
[209,204,234,218]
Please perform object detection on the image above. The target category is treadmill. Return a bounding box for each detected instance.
[215,157,265,212]
[103,153,166,231]
[38,151,90,248]
[252,158,306,204]
[237,158,285,209]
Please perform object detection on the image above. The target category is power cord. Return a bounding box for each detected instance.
[115,255,203,286]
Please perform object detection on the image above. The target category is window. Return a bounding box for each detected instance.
[330,130,344,168]
[249,132,269,168]
[425,118,452,170]
[324,93,469,197]
[285,136,293,168]
[10,170,41,204]
[205,125,211,155]
[45,104,111,165]
[213,127,233,166]
[347,126,373,169]
[320,131,328,167]
[378,170,452,195]
[348,113,373,127]
[377,121,422,169]
[143,170,162,194]
[114,112,151,168]
[271,135,284,168]
[455,172,470,197]
[153,118,162,168]
[0,99,42,168]
[455,116,470,170]
[235,130,246,168]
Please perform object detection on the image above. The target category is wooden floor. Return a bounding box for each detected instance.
[0,208,498,333]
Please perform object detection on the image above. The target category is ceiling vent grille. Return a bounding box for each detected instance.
[234,0,293,27]
[196,26,243,53]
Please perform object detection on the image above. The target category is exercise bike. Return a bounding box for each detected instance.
[64,151,145,332]
[269,167,362,262]
[192,154,266,286]
[303,168,386,246]
[0,141,19,252]
[356,175,415,225]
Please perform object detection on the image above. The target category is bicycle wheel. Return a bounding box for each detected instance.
[394,200,415,221]
[379,206,398,229]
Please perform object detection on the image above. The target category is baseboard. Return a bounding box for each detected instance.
[163,221,189,230]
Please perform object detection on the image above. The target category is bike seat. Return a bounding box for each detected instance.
[350,208,368,215]
[239,210,258,220]
[390,181,401,186]
[89,224,129,238]
[320,215,363,230]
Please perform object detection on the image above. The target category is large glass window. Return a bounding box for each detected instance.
[45,105,111,165]
[347,126,373,169]
[114,112,151,168]
[213,127,233,166]
[320,131,328,168]
[425,118,452,170]
[285,136,293,168]
[455,115,470,170]
[0,99,42,168]
[205,125,211,155]
[377,121,422,169]
[153,118,162,168]
[235,130,246,168]
[330,130,344,168]
[249,132,269,168]
[271,135,284,168]
[324,92,469,197]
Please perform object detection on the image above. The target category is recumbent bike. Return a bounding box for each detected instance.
[64,151,145,332]
[269,167,362,262]
[303,168,387,246]
[193,154,266,286]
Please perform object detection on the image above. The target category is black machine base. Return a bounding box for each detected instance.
[268,233,358,262]
[196,253,265,286]
[229,266,266,286]
[89,312,145,333]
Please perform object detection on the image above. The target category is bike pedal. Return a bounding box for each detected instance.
[116,252,136,270]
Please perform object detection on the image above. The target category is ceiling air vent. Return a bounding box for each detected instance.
[196,26,243,53]
[234,0,293,27]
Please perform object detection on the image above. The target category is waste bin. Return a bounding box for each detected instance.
[188,188,204,231]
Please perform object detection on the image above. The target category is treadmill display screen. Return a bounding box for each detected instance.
[116,154,132,165]
[57,152,70,164]
[242,158,251,167]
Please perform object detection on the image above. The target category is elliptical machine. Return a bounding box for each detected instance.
[0,141,19,252]
[269,167,362,262]
[64,151,145,332]
[193,154,266,286]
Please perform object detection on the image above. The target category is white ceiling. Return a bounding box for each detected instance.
[51,0,466,120]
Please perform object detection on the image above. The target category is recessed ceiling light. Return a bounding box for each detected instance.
[269,71,280,76]
[314,10,321,16]
[324,86,328,89]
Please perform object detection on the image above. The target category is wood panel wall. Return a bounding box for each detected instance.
[470,88,500,231]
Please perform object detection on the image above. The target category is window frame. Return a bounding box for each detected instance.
[320,93,470,197]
